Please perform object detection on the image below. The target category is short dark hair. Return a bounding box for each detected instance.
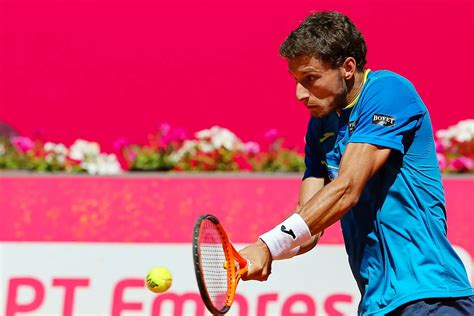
[280,11,367,71]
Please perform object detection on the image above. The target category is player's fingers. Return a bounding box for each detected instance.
[241,265,254,281]
[241,261,271,281]
[259,265,271,281]
[239,241,272,281]
[250,270,271,282]
[241,263,258,281]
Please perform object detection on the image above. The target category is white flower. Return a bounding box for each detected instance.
[43,142,68,165]
[211,127,242,150]
[169,140,198,162]
[57,155,66,164]
[45,152,65,165]
[54,143,68,156]
[198,142,214,153]
[0,143,5,156]
[45,154,53,163]
[69,139,100,161]
[436,119,474,143]
[171,126,246,162]
[68,140,120,174]
[454,131,472,142]
[44,142,55,152]
[195,126,244,151]
[81,153,121,175]
[453,119,474,142]
[195,128,212,139]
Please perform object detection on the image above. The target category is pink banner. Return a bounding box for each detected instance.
[0,175,472,256]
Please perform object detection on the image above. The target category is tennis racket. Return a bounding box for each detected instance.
[192,214,249,315]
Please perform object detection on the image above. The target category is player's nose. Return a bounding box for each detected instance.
[296,83,310,103]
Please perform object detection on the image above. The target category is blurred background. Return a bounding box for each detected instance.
[0,0,473,315]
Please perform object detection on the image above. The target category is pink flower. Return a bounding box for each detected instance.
[126,150,138,162]
[157,123,171,136]
[435,140,445,153]
[160,128,188,147]
[450,157,474,172]
[264,129,278,142]
[244,141,260,155]
[10,136,34,152]
[113,138,129,151]
[436,153,447,171]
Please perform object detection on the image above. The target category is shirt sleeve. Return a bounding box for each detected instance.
[348,76,425,154]
[303,117,327,179]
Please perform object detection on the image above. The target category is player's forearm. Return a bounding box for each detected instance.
[259,144,388,260]
[298,176,359,236]
[294,177,325,255]
[259,177,356,260]
[296,233,322,255]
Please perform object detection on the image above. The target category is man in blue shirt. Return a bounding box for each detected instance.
[240,11,474,315]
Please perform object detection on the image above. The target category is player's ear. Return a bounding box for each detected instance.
[342,57,357,80]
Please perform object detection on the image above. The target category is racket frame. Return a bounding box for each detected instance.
[192,214,248,315]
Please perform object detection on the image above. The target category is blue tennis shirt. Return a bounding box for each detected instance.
[303,70,473,315]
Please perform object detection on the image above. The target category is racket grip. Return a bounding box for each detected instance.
[223,258,251,270]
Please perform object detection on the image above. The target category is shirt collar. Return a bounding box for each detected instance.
[344,69,371,110]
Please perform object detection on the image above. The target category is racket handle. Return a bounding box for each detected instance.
[223,258,252,270]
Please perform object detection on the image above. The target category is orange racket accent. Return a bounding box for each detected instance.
[192,214,249,315]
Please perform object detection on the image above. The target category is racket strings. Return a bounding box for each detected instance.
[199,220,230,310]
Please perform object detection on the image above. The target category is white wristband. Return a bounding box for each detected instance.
[272,246,300,260]
[259,213,311,260]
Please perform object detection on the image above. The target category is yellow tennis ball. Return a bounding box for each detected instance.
[145,266,172,293]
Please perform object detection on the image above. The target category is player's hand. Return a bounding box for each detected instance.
[239,239,272,281]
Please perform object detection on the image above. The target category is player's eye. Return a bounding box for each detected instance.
[297,75,317,88]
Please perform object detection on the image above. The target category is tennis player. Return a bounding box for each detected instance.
[239,11,474,315]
